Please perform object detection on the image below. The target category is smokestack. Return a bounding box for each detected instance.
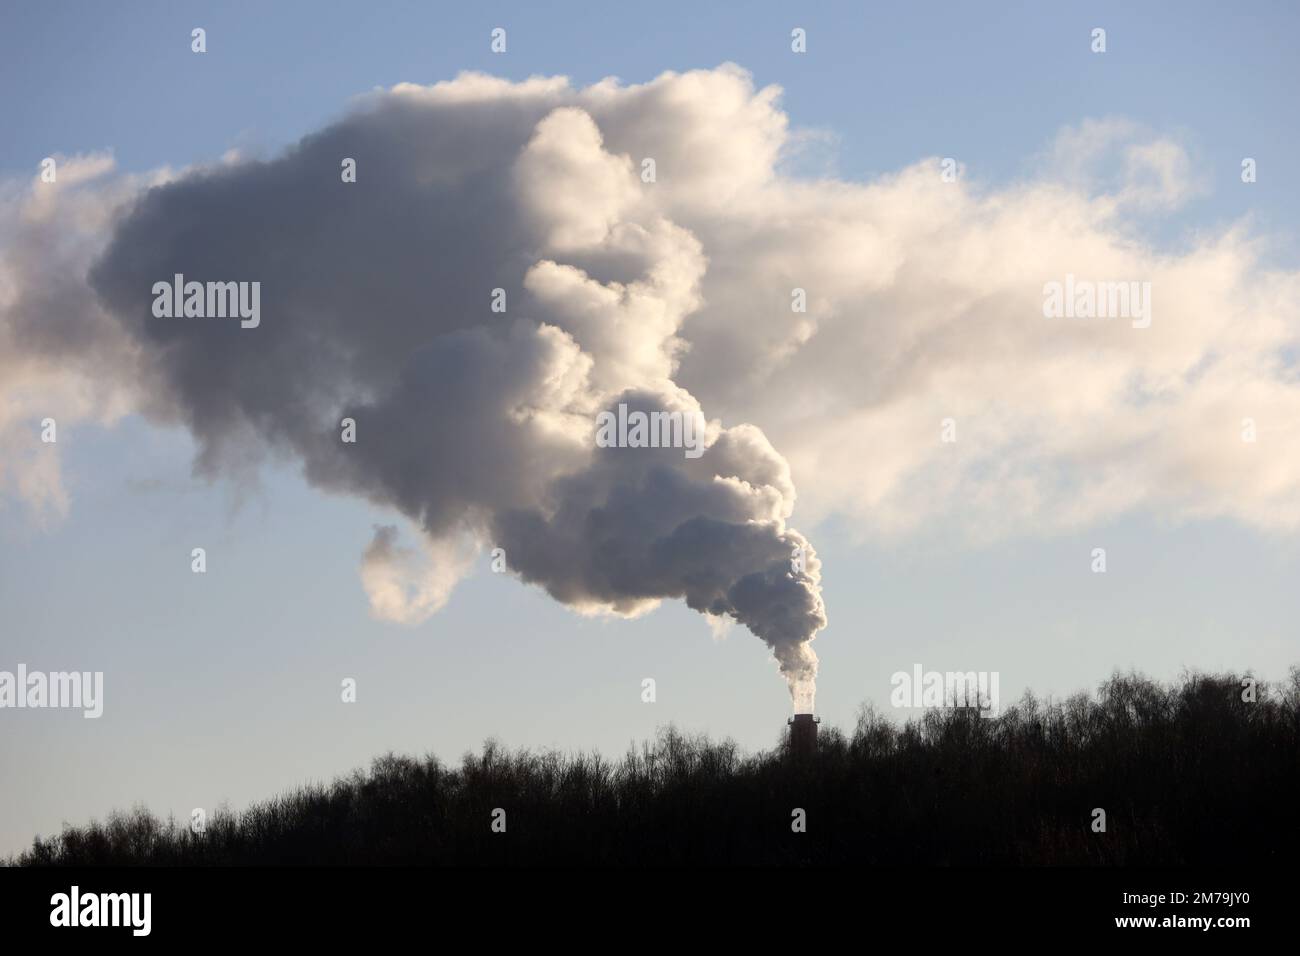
[787,712,820,761]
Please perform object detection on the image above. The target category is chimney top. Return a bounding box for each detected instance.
[787,712,819,760]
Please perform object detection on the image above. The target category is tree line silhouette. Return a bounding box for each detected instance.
[12,669,1297,865]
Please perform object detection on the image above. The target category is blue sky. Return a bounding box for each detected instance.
[1,1,1298,857]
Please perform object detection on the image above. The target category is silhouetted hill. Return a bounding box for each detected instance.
[12,669,1298,866]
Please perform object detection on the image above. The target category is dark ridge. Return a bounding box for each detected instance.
[10,668,1298,866]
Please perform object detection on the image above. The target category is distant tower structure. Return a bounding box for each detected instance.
[788,713,820,761]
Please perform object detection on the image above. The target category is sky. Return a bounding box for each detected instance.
[1,1,1298,858]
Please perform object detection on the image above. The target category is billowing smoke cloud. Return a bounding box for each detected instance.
[7,68,829,708]
[4,65,1300,709]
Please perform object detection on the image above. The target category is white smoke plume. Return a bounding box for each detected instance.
[4,65,1300,710]
[2,67,830,708]
[360,524,478,625]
